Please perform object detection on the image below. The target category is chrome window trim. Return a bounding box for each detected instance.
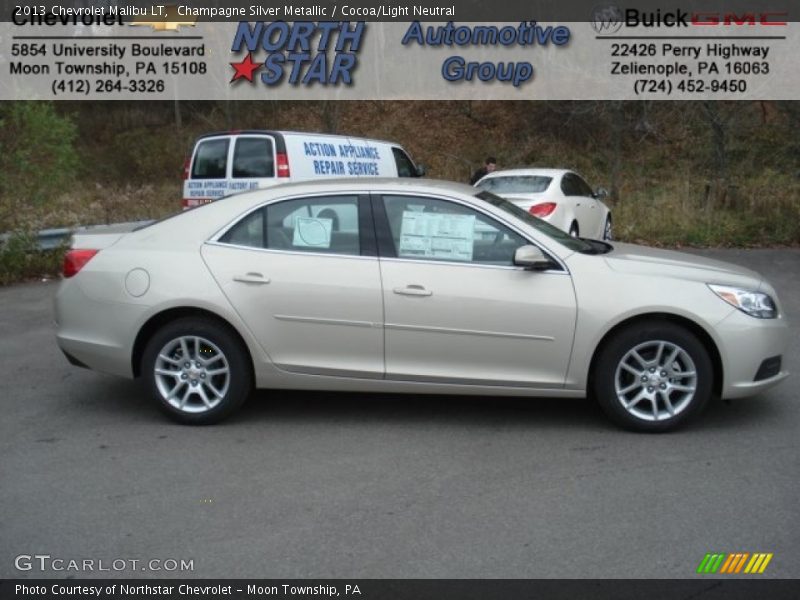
[208,188,571,275]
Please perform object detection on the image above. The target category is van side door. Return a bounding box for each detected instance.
[184,136,231,208]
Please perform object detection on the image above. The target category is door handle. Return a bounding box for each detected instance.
[393,285,432,297]
[233,272,270,285]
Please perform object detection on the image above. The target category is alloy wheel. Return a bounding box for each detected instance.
[153,336,230,414]
[614,340,697,422]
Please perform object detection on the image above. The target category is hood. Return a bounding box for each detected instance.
[603,242,763,288]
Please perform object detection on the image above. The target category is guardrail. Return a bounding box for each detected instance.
[0,221,154,250]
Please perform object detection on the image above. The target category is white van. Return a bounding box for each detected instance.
[182,130,425,208]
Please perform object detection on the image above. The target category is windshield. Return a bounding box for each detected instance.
[476,190,597,254]
[477,175,552,194]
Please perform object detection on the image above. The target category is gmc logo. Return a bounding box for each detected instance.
[691,12,787,26]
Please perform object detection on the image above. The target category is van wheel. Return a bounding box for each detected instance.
[592,322,712,432]
[142,317,252,425]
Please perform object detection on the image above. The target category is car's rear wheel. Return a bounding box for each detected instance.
[593,322,713,432]
[603,216,613,241]
[569,221,580,237]
[142,317,252,424]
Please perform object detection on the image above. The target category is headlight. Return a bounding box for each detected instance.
[708,284,777,319]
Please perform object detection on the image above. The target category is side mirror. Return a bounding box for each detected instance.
[415,164,426,177]
[513,245,553,271]
[593,187,609,200]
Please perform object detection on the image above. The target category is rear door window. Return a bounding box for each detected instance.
[561,173,594,197]
[573,174,594,197]
[267,196,361,256]
[191,139,229,179]
[232,137,275,178]
[560,173,579,196]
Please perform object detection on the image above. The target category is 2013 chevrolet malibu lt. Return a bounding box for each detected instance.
[54,179,789,431]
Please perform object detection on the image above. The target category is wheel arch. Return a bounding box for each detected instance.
[568,218,580,236]
[131,306,255,380]
[587,312,723,398]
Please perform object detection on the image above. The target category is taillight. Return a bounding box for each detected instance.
[182,198,211,210]
[182,156,190,180]
[276,152,290,177]
[63,249,99,278]
[529,202,557,218]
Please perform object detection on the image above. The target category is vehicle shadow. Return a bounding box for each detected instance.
[78,377,787,434]
[239,389,607,432]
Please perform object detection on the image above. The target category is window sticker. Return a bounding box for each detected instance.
[398,211,475,261]
[293,217,333,248]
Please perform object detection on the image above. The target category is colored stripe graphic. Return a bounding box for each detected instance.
[720,553,749,573]
[698,553,773,574]
[744,553,774,574]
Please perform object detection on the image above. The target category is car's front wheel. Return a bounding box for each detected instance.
[142,317,252,424]
[593,321,713,432]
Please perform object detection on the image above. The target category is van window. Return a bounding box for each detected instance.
[191,139,229,179]
[233,137,274,178]
[392,148,416,178]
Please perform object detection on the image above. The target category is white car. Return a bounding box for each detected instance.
[55,179,788,431]
[475,169,612,240]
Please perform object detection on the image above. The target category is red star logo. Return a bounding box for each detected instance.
[230,53,261,83]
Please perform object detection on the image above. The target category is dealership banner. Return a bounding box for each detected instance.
[1,0,799,100]
[2,580,800,600]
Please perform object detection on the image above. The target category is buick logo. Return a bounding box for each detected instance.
[591,5,624,35]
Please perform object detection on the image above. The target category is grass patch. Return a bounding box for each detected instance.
[0,231,66,285]
[612,179,800,247]
[2,182,180,232]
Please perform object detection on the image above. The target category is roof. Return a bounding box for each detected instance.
[227,177,479,199]
[195,129,403,147]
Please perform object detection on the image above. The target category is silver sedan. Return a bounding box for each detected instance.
[55,179,789,431]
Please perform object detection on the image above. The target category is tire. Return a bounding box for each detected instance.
[592,321,713,432]
[568,221,580,237]
[142,317,252,425]
[603,216,613,241]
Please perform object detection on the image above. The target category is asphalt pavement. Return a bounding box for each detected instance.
[1,249,798,579]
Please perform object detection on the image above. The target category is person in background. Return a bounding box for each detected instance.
[470,156,497,185]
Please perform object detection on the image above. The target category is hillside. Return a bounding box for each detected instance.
[2,100,799,249]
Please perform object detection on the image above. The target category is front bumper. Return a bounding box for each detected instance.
[715,308,790,399]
